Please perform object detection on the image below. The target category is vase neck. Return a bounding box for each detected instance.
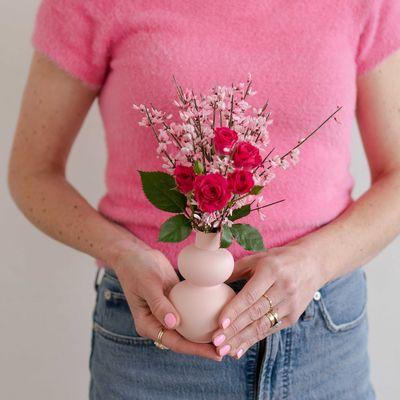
[194,230,221,251]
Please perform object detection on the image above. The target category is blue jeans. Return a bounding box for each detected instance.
[89,266,376,399]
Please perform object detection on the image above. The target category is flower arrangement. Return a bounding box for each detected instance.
[133,74,341,251]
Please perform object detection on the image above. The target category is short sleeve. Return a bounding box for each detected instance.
[356,0,400,75]
[31,0,114,88]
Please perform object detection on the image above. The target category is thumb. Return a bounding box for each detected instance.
[143,278,181,329]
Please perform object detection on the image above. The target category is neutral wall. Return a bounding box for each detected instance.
[0,1,398,399]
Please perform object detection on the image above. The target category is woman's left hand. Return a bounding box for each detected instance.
[211,244,328,359]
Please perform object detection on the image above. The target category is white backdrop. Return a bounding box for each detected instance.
[1,1,399,399]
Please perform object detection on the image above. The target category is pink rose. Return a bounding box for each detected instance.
[174,165,196,193]
[227,170,254,194]
[214,127,238,154]
[194,173,232,212]
[233,141,262,170]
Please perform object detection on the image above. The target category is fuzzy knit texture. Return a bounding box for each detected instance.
[32,0,400,268]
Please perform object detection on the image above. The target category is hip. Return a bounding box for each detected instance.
[89,266,374,399]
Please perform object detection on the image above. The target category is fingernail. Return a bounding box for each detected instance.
[221,318,230,329]
[213,334,226,347]
[219,344,231,357]
[164,313,176,328]
[236,348,244,359]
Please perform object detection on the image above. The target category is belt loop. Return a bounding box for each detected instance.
[94,267,104,292]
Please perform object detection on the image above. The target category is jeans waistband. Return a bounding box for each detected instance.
[97,266,247,294]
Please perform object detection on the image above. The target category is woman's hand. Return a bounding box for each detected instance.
[211,245,327,359]
[114,247,222,362]
[210,50,400,361]
[8,53,220,362]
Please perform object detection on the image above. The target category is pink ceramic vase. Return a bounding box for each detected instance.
[168,229,236,343]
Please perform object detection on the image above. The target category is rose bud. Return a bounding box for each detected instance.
[194,173,232,212]
[214,127,238,155]
[227,170,255,194]
[233,141,262,170]
[174,165,196,193]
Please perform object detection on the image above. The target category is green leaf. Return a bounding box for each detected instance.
[220,225,233,248]
[229,204,251,221]
[250,185,264,195]
[158,214,192,242]
[139,171,187,213]
[193,160,204,175]
[231,223,266,251]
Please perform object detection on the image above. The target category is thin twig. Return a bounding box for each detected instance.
[250,198,285,212]
[253,147,275,173]
[228,86,234,128]
[266,106,343,170]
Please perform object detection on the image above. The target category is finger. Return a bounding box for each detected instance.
[218,269,275,329]
[212,283,284,345]
[226,253,266,283]
[215,302,290,357]
[142,277,181,329]
[143,316,222,362]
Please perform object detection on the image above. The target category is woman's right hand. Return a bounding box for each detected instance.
[114,247,222,362]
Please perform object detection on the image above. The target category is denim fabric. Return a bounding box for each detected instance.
[89,266,376,400]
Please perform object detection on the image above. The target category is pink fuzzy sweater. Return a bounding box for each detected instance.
[32,0,400,268]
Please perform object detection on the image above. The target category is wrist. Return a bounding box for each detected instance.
[292,237,335,288]
[103,238,154,277]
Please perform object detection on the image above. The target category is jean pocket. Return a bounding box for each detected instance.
[316,267,368,333]
[93,271,153,345]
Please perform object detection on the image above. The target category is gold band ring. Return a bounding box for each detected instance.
[265,309,281,328]
[262,293,273,312]
[154,327,169,350]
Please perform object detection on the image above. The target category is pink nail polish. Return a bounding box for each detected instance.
[236,348,244,359]
[219,344,231,357]
[213,334,225,347]
[164,313,176,328]
[221,318,230,329]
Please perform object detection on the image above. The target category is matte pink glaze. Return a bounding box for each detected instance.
[169,231,236,343]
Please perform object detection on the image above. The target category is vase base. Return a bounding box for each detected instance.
[169,281,235,343]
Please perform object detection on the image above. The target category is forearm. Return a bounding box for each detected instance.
[295,169,400,285]
[9,170,151,272]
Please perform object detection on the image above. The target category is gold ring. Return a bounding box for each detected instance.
[154,327,169,350]
[262,293,273,312]
[265,309,281,328]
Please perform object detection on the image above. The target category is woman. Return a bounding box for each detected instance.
[8,0,400,399]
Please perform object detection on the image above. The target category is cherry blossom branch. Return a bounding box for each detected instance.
[161,121,183,149]
[144,107,175,167]
[241,77,252,100]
